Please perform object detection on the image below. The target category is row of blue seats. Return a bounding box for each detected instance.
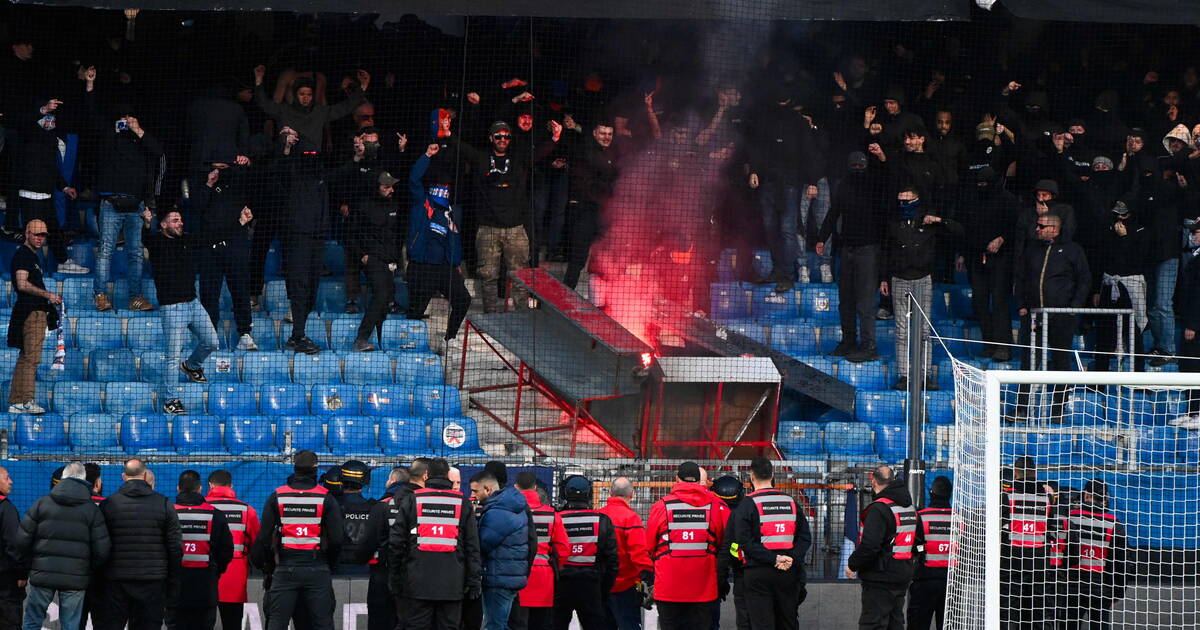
[711,280,980,322]
[715,249,973,287]
[1002,427,1199,468]
[26,381,465,417]
[10,412,486,457]
[777,420,946,462]
[1,349,444,386]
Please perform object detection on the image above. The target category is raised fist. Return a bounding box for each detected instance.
[254,65,266,85]
[426,143,440,158]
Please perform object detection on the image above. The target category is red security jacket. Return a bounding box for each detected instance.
[646,482,729,602]
[600,496,653,593]
[206,486,261,603]
[517,489,570,607]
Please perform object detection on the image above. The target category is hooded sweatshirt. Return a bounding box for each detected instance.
[477,485,531,590]
[253,82,366,147]
[848,479,915,584]
[646,481,729,602]
[15,477,110,591]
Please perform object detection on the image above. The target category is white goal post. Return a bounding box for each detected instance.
[946,364,1200,630]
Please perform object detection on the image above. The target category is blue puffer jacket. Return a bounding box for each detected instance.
[478,486,531,589]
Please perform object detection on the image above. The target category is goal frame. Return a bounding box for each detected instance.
[975,369,1200,630]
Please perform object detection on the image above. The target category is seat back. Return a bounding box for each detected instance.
[104,382,156,415]
[312,384,361,416]
[120,413,173,453]
[413,385,462,417]
[260,383,308,415]
[173,415,224,454]
[209,383,258,415]
[225,415,276,455]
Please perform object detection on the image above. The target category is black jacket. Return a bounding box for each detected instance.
[912,497,950,581]
[1129,175,1187,263]
[337,491,376,575]
[881,208,963,280]
[0,496,24,594]
[1180,246,1200,332]
[16,477,110,591]
[818,168,887,248]
[731,488,812,581]
[182,167,251,241]
[848,480,915,585]
[956,180,1020,256]
[187,90,251,169]
[273,150,331,237]
[13,124,69,195]
[85,92,164,202]
[173,491,234,608]
[388,476,482,601]
[1015,237,1092,312]
[347,191,402,263]
[746,103,825,185]
[1091,217,1150,292]
[570,138,624,209]
[144,221,250,307]
[100,479,182,583]
[353,481,407,573]
[252,474,345,570]
[557,501,619,591]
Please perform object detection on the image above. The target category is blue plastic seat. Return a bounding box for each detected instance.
[724,320,768,345]
[836,359,888,391]
[776,421,825,457]
[328,319,361,350]
[925,391,954,425]
[166,382,207,415]
[949,286,974,319]
[751,286,800,319]
[13,413,67,453]
[277,416,329,453]
[751,250,773,279]
[1128,391,1187,426]
[54,381,104,414]
[126,318,164,350]
[293,353,342,384]
[328,416,379,455]
[260,383,308,415]
[242,352,292,385]
[203,351,241,383]
[317,279,347,314]
[251,317,279,351]
[264,242,283,279]
[362,385,410,417]
[263,280,290,316]
[89,349,138,382]
[430,416,487,457]
[282,319,329,350]
[856,391,906,425]
[1024,432,1075,467]
[138,350,169,384]
[173,415,226,455]
[61,277,94,312]
[344,353,393,385]
[0,348,19,381]
[104,382,155,415]
[769,323,817,354]
[790,354,835,377]
[873,424,908,463]
[710,282,752,321]
[38,349,85,383]
[225,415,277,455]
[312,384,361,416]
[68,413,121,453]
[380,417,428,456]
[816,325,843,354]
[1067,391,1111,426]
[209,383,258,415]
[395,352,444,385]
[801,286,839,321]
[876,327,898,357]
[824,421,876,458]
[1137,427,1200,466]
[120,413,174,454]
[413,385,462,417]
[381,320,430,352]
[75,316,124,349]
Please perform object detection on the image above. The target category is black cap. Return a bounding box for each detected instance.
[848,151,868,168]
[339,460,371,490]
[930,475,953,499]
[561,474,592,502]
[710,475,745,503]
[294,449,319,470]
[677,461,701,483]
[1084,479,1108,500]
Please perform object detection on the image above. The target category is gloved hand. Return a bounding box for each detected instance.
[717,577,731,601]
[637,582,655,610]
[465,580,482,600]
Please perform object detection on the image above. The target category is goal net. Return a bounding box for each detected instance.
[945,360,1200,630]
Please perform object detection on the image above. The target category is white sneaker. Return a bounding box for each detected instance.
[237,334,259,351]
[798,266,811,284]
[8,401,45,414]
[819,263,834,284]
[1169,415,1196,427]
[1178,417,1200,430]
[57,259,90,274]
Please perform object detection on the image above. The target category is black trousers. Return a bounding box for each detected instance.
[96,579,166,630]
[461,595,483,630]
[249,208,282,298]
[199,238,253,337]
[1181,337,1200,414]
[265,565,335,630]
[217,602,243,629]
[406,261,471,341]
[167,605,218,630]
[1058,577,1117,630]
[858,583,906,630]
[656,601,712,630]
[16,197,70,262]
[407,597,462,630]
[741,567,800,630]
[564,203,599,290]
[0,596,21,630]
[968,252,1013,348]
[1000,555,1049,630]
[368,570,398,630]
[356,258,396,345]
[508,604,553,630]
[285,233,324,341]
[838,244,879,348]
[81,581,102,629]
[553,576,607,630]
[906,578,946,630]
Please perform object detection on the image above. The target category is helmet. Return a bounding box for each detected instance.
[561,474,593,502]
[320,467,344,496]
[710,475,745,508]
[340,460,371,490]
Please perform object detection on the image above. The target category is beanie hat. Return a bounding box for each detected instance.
[975,123,997,142]
[975,165,997,183]
[488,121,512,136]
[1092,155,1114,170]
[1034,179,1059,197]
[1095,89,1119,112]
[847,151,868,168]
[930,475,952,499]
[883,86,906,105]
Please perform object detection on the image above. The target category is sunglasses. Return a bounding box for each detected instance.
[1035,224,1055,230]
[31,232,49,238]
[492,134,512,140]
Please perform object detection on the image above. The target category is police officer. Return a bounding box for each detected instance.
[337,460,376,576]
[511,472,568,630]
[1000,456,1054,629]
[647,462,729,630]
[388,457,482,630]
[206,469,261,630]
[846,465,916,630]
[1053,480,1128,629]
[355,466,409,630]
[252,449,345,630]
[320,466,344,497]
[733,457,810,630]
[553,475,618,630]
[711,475,747,630]
[908,475,952,630]
[168,470,234,630]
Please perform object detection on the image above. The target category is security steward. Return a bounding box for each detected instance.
[1053,480,1128,629]
[252,449,345,630]
[168,470,234,630]
[732,457,811,630]
[846,465,916,630]
[205,469,261,630]
[337,460,376,576]
[647,462,729,630]
[711,475,747,630]
[600,477,654,630]
[908,475,952,630]
[553,475,619,630]
[1000,456,1054,630]
[511,471,569,630]
[388,457,482,630]
[354,466,409,630]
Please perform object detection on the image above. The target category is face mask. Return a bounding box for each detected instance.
[363,141,380,159]
[428,185,450,206]
[899,199,920,220]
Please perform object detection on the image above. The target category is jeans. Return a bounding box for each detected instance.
[798,178,832,272]
[481,587,517,630]
[1149,257,1179,353]
[24,585,84,630]
[532,168,569,263]
[759,182,799,281]
[95,199,145,295]
[606,587,643,630]
[162,299,219,399]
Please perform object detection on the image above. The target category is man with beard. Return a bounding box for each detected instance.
[337,127,406,316]
[11,103,89,273]
[956,166,1020,362]
[253,64,369,147]
[565,121,622,290]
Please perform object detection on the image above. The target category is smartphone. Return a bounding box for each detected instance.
[115,119,129,133]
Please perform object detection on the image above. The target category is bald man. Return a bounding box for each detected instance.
[847,466,917,630]
[7,219,62,414]
[601,477,653,630]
